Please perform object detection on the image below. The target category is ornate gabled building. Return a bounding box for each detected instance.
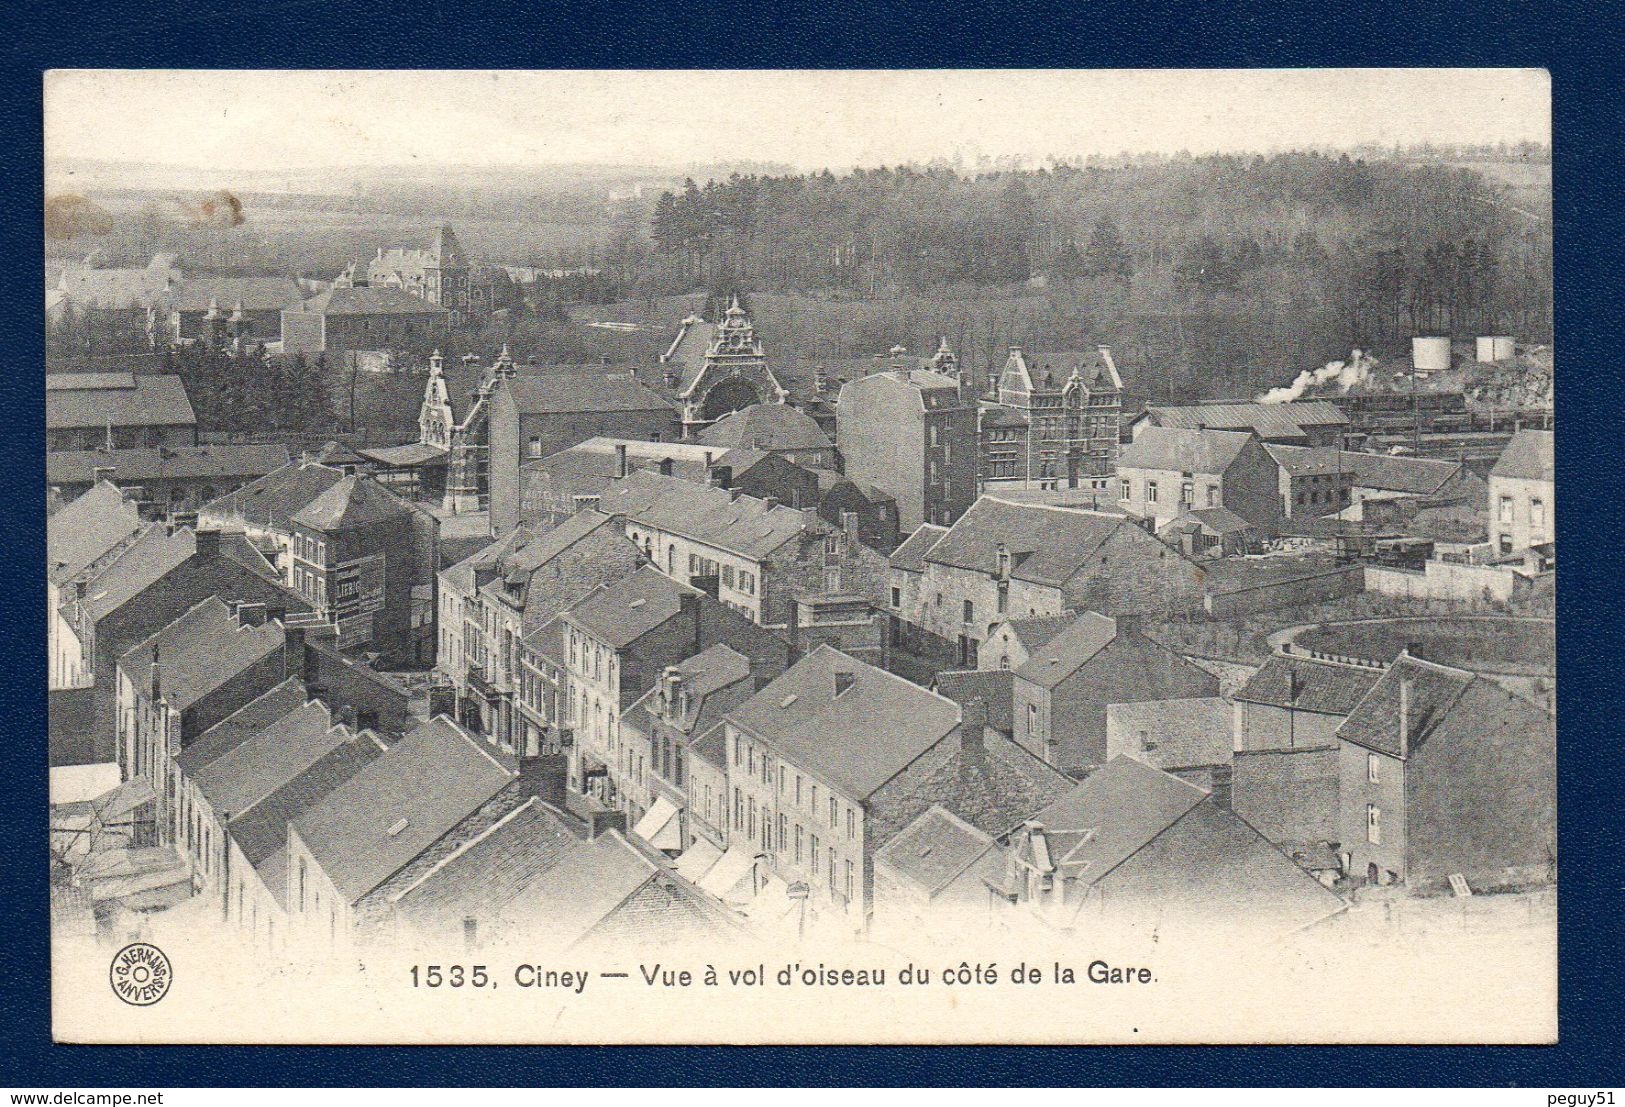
[989,346,1125,489]
[442,346,518,513]
[668,296,787,436]
[334,224,513,327]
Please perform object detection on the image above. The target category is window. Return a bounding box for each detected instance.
[845,859,854,901]
[1181,481,1194,505]
[890,587,900,608]
[1498,495,1514,523]
[1531,498,1545,527]
[1146,481,1158,504]
[795,775,802,805]
[811,834,820,872]
[1366,803,1381,844]
[1027,702,1040,737]
[795,824,804,863]
[1367,753,1381,784]
[999,654,1010,670]
[733,735,742,766]
[733,788,742,829]
[829,796,838,829]
[527,436,543,458]
[1120,479,1130,500]
[846,807,855,840]
[828,847,837,887]
[1206,485,1220,507]
[777,814,787,854]
[963,599,974,623]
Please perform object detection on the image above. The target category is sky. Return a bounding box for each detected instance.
[45,69,1550,175]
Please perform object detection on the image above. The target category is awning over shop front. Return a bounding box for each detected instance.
[631,795,684,851]
[672,838,723,883]
[696,845,757,902]
[91,777,156,824]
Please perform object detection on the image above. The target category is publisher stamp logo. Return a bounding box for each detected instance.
[109,943,171,1006]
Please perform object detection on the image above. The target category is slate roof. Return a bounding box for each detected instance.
[875,805,999,897]
[596,469,821,560]
[48,444,290,487]
[624,644,754,740]
[1183,506,1255,535]
[979,404,1030,429]
[932,668,1015,734]
[503,371,677,415]
[564,566,693,650]
[174,679,310,776]
[390,798,582,933]
[500,831,660,949]
[292,716,517,905]
[47,481,143,584]
[477,512,630,632]
[1138,401,1349,438]
[74,525,197,623]
[1013,612,1120,690]
[690,723,727,769]
[995,614,1077,656]
[921,499,1127,587]
[1108,697,1233,770]
[119,597,284,712]
[1490,429,1555,483]
[161,277,305,313]
[1024,756,1210,887]
[189,700,351,820]
[888,523,947,572]
[696,403,832,451]
[290,474,413,533]
[729,645,961,800]
[1117,427,1255,475]
[522,436,716,491]
[202,461,348,531]
[1264,444,1346,477]
[292,287,451,317]
[48,688,101,768]
[1335,653,1477,758]
[46,374,196,430]
[1235,655,1384,715]
[57,263,179,310]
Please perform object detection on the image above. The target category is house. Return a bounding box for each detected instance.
[814,472,900,554]
[287,715,525,946]
[198,458,350,577]
[837,365,977,531]
[387,797,584,948]
[887,497,1208,670]
[594,469,890,627]
[1115,427,1283,535]
[872,805,1007,930]
[158,277,305,347]
[1230,744,1342,885]
[287,474,439,661]
[351,225,517,324]
[1262,445,1354,519]
[562,567,792,825]
[987,346,1124,488]
[1234,652,1384,751]
[931,668,1016,737]
[1335,651,1555,891]
[115,598,296,846]
[62,524,310,760]
[619,644,759,856]
[279,287,451,367]
[48,481,144,690]
[1105,696,1234,794]
[1266,445,1487,524]
[1488,429,1554,556]
[1009,612,1219,774]
[46,373,196,451]
[47,444,290,513]
[696,402,836,469]
[435,511,646,755]
[720,646,965,931]
[1131,401,1350,447]
[487,370,681,534]
[1003,756,1345,940]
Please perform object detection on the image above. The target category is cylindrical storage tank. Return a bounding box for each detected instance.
[1490,335,1516,361]
[1412,336,1452,372]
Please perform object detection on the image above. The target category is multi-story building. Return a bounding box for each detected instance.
[1233,652,1384,751]
[158,277,305,347]
[46,373,197,451]
[435,511,646,756]
[1336,651,1555,891]
[664,297,788,436]
[838,365,977,531]
[887,497,1208,669]
[594,469,891,627]
[562,567,792,826]
[986,347,1124,489]
[1487,429,1554,556]
[1115,427,1283,535]
[1007,612,1219,774]
[487,371,681,535]
[695,403,836,469]
[720,646,964,932]
[286,474,439,661]
[279,287,451,368]
[48,480,144,690]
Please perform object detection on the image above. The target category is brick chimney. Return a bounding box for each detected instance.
[149,641,161,702]
[91,465,116,486]
[615,443,629,480]
[234,601,268,627]
[1398,672,1413,754]
[167,510,199,536]
[960,696,987,757]
[709,464,733,490]
[658,457,674,477]
[193,527,221,559]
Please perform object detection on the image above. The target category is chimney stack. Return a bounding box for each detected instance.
[960,696,987,757]
[762,497,779,512]
[786,602,801,662]
[149,641,162,702]
[234,601,268,627]
[995,542,1011,581]
[194,527,221,559]
[92,466,116,486]
[167,510,199,536]
[678,590,703,657]
[658,457,674,478]
[708,464,733,490]
[615,443,629,480]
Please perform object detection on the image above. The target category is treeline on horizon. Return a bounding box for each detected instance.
[637,151,1552,354]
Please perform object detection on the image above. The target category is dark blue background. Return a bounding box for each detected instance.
[5,1,1619,1086]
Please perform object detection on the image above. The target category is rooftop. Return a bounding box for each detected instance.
[173,679,310,776]
[1235,654,1385,715]
[1012,612,1120,690]
[1335,652,1477,758]
[1138,400,1349,438]
[932,668,1015,733]
[564,566,694,650]
[921,498,1129,587]
[1107,697,1233,770]
[119,597,285,712]
[188,700,352,821]
[888,523,948,573]
[290,473,415,533]
[47,444,290,487]
[292,716,517,905]
[729,645,961,800]
[504,370,677,416]
[293,286,452,317]
[1490,429,1555,483]
[202,460,348,532]
[874,805,999,897]
[47,481,143,584]
[46,373,196,431]
[1117,427,1256,474]
[696,402,832,452]
[596,469,821,561]
[162,276,305,313]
